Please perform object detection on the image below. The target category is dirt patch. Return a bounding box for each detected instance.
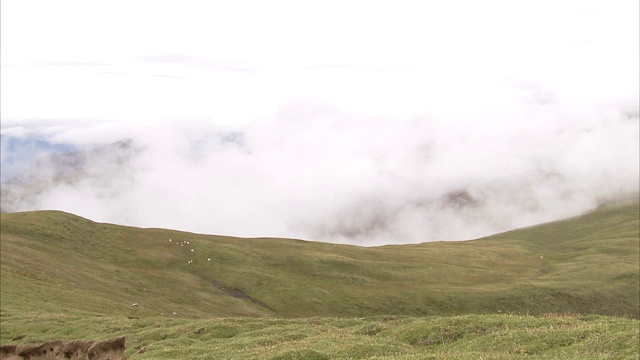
[2,337,125,359]
[0,344,20,360]
[63,340,94,359]
[18,340,65,359]
[87,337,126,360]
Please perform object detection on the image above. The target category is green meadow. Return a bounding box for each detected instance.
[1,199,638,358]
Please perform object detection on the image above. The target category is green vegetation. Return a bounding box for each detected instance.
[1,199,638,358]
[1,313,637,359]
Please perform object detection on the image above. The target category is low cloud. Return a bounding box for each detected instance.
[2,87,638,245]
[1,0,637,244]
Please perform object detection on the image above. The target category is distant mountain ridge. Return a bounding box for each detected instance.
[0,134,77,182]
[0,139,139,213]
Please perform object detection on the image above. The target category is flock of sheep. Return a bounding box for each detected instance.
[168,238,211,263]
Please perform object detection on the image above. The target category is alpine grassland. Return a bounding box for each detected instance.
[1,199,638,358]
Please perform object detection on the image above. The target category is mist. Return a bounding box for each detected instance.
[1,1,638,245]
[3,90,638,245]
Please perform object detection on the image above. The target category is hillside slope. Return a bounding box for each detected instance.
[1,199,638,320]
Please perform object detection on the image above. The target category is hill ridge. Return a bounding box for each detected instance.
[1,199,638,320]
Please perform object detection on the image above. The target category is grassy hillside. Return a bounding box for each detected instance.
[2,312,638,359]
[1,200,639,358]
[1,199,638,321]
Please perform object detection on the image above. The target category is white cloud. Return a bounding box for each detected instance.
[5,97,637,244]
[1,0,638,244]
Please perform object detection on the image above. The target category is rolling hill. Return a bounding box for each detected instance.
[1,199,638,321]
[1,199,638,358]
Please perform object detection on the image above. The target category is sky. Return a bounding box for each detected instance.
[1,0,638,245]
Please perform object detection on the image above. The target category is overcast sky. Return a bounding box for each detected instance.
[1,0,638,244]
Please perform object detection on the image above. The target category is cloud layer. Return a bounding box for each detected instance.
[3,91,638,245]
[1,0,638,245]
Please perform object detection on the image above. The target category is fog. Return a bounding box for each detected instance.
[1,1,638,245]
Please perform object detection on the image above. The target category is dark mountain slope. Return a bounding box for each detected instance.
[0,139,139,213]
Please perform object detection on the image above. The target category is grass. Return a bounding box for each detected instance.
[1,313,637,359]
[1,198,638,358]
